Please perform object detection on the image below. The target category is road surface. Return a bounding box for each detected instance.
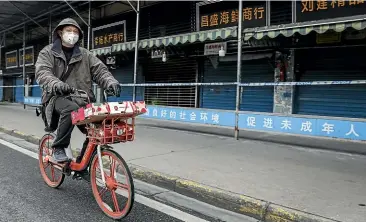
[0,140,254,222]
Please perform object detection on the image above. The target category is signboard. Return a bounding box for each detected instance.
[140,105,366,141]
[19,46,34,67]
[316,32,341,44]
[151,50,165,59]
[296,0,366,23]
[5,50,18,69]
[92,20,126,49]
[204,42,227,55]
[198,2,266,31]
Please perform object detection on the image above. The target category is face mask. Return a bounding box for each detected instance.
[62,31,79,47]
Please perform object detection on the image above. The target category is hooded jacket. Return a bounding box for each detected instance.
[35,18,119,131]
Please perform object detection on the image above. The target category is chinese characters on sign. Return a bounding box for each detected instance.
[199,4,266,31]
[142,106,233,127]
[296,0,366,22]
[19,46,34,67]
[204,42,227,56]
[141,105,366,141]
[5,50,17,69]
[240,113,365,140]
[92,21,126,49]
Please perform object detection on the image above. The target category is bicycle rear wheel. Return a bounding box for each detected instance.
[38,134,65,188]
[90,149,134,220]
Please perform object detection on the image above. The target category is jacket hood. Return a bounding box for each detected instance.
[52,18,83,43]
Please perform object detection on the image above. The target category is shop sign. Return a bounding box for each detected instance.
[316,32,341,44]
[198,2,266,31]
[151,49,165,59]
[296,0,366,23]
[92,20,126,49]
[19,46,34,67]
[5,50,18,69]
[204,42,227,56]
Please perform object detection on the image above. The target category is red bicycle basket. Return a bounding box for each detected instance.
[86,117,136,145]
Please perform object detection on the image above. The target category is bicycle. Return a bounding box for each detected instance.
[37,89,144,220]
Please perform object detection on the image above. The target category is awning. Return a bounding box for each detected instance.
[244,20,366,41]
[91,46,112,56]
[111,26,238,52]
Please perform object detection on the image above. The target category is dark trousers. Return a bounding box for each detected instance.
[52,97,85,150]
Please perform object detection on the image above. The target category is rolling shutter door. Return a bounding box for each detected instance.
[14,77,24,103]
[295,47,366,118]
[109,62,144,102]
[201,58,274,112]
[145,57,196,107]
[200,59,237,110]
[31,78,41,97]
[241,58,274,112]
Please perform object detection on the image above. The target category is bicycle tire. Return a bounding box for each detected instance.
[89,148,135,220]
[38,133,65,188]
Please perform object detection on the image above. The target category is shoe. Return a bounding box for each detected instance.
[52,149,70,163]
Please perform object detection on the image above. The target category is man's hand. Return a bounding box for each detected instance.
[107,83,121,97]
[53,82,74,95]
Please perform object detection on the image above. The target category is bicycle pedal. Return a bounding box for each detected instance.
[72,174,83,180]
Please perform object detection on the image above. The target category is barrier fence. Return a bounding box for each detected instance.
[1,81,366,141]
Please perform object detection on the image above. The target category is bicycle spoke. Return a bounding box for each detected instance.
[99,187,108,197]
[111,190,120,212]
[110,158,116,178]
[116,182,129,190]
[50,167,55,182]
[43,163,50,169]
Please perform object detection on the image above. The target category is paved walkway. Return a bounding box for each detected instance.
[1,104,366,222]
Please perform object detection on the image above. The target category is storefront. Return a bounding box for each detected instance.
[197,1,277,112]
[243,1,366,119]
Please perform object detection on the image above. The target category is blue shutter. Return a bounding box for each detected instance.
[200,59,237,110]
[32,78,41,97]
[14,77,24,103]
[241,59,274,112]
[295,47,366,118]
[201,58,274,112]
[109,62,144,102]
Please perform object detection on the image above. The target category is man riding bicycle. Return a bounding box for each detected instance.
[35,18,121,163]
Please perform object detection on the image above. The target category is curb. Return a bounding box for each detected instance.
[0,125,340,222]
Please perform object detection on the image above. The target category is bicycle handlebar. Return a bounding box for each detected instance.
[68,88,117,104]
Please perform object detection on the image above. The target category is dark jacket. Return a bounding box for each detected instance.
[35,18,119,131]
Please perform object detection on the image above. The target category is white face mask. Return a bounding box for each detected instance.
[62,31,79,47]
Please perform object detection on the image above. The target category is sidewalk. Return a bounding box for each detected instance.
[1,104,366,222]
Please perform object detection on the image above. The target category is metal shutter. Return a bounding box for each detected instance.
[31,78,41,97]
[109,61,144,102]
[200,59,237,110]
[241,58,274,112]
[145,57,196,107]
[14,77,24,103]
[295,47,366,118]
[201,58,274,112]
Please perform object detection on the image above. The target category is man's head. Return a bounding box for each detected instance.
[57,25,80,48]
[53,18,83,47]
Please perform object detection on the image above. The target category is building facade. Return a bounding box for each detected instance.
[1,1,366,141]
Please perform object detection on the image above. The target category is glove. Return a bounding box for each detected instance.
[107,83,121,97]
[53,82,74,95]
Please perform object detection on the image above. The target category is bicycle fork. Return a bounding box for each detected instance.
[97,146,106,186]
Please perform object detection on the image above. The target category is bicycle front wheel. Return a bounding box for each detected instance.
[90,149,134,220]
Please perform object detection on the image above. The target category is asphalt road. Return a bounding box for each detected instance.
[0,143,187,222]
